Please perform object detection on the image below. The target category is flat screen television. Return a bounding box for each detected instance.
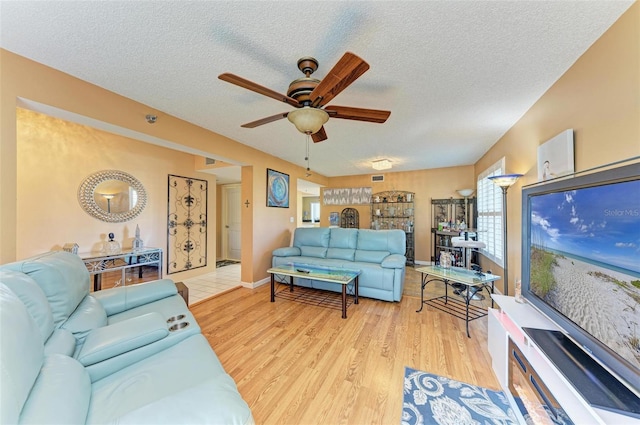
[521,159,640,413]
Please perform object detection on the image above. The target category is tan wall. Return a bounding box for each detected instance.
[1,49,328,284]
[16,109,218,280]
[474,3,640,294]
[323,166,476,263]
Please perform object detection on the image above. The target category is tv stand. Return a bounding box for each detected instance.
[488,295,640,425]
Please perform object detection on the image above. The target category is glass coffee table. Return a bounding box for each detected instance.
[415,265,500,337]
[267,263,361,319]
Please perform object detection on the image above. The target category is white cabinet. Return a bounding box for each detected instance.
[488,295,639,425]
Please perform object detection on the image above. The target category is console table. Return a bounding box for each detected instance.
[80,247,162,291]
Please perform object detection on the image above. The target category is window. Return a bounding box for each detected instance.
[310,202,320,222]
[477,158,505,266]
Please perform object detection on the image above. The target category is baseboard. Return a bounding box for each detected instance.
[241,277,270,289]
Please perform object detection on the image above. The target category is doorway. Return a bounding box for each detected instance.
[222,184,241,261]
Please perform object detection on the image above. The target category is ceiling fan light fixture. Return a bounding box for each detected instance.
[287,107,329,135]
[372,159,392,171]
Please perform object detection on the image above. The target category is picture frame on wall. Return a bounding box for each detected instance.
[329,212,340,226]
[537,129,574,182]
[266,168,289,208]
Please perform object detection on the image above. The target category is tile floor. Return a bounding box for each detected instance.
[181,263,242,305]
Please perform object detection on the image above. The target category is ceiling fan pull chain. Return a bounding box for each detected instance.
[305,134,311,174]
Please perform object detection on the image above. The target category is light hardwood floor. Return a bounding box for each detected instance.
[190,267,499,425]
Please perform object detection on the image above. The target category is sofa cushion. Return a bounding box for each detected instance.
[104,377,254,425]
[354,249,391,263]
[0,270,55,342]
[326,248,356,261]
[328,228,358,249]
[293,227,330,248]
[300,246,328,258]
[0,284,45,425]
[87,334,250,424]
[356,229,406,255]
[62,295,108,344]
[3,251,90,327]
[19,354,91,425]
[381,254,407,268]
[44,329,77,357]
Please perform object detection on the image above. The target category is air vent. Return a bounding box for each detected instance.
[205,158,216,165]
[371,175,384,182]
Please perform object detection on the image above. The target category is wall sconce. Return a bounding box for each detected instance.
[487,173,523,296]
[372,159,392,171]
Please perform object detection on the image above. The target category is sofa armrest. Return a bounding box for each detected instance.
[272,247,300,257]
[93,279,178,316]
[381,254,407,269]
[76,312,169,366]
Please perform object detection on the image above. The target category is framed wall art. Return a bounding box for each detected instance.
[266,168,289,208]
[537,129,574,182]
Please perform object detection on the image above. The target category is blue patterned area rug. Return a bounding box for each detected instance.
[402,367,518,425]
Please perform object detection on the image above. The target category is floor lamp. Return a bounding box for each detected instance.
[487,174,522,296]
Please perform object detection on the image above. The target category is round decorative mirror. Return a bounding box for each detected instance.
[78,170,147,222]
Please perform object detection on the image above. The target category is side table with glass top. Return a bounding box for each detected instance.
[415,265,500,337]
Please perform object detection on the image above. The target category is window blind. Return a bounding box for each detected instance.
[477,158,505,266]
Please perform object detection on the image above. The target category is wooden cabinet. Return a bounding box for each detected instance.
[371,190,414,265]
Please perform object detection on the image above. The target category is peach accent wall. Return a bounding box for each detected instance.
[323,166,476,263]
[16,108,217,281]
[474,3,640,294]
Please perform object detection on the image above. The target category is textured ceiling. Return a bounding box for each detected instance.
[0,1,633,180]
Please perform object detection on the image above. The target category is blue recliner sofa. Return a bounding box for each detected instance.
[0,251,253,424]
[272,228,406,302]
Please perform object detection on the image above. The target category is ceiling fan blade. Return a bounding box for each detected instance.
[241,112,289,128]
[309,52,370,107]
[326,106,391,123]
[218,73,300,108]
[312,127,328,143]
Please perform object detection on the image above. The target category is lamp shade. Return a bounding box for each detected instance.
[457,188,474,197]
[488,174,523,188]
[287,107,329,134]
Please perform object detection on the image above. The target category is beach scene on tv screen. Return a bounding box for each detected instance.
[529,179,640,370]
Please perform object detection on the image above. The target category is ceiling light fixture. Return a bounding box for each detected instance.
[287,107,329,134]
[372,159,392,171]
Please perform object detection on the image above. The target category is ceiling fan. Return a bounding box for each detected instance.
[218,52,391,143]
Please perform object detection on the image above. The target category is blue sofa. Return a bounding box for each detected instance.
[272,228,406,302]
[0,251,253,424]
